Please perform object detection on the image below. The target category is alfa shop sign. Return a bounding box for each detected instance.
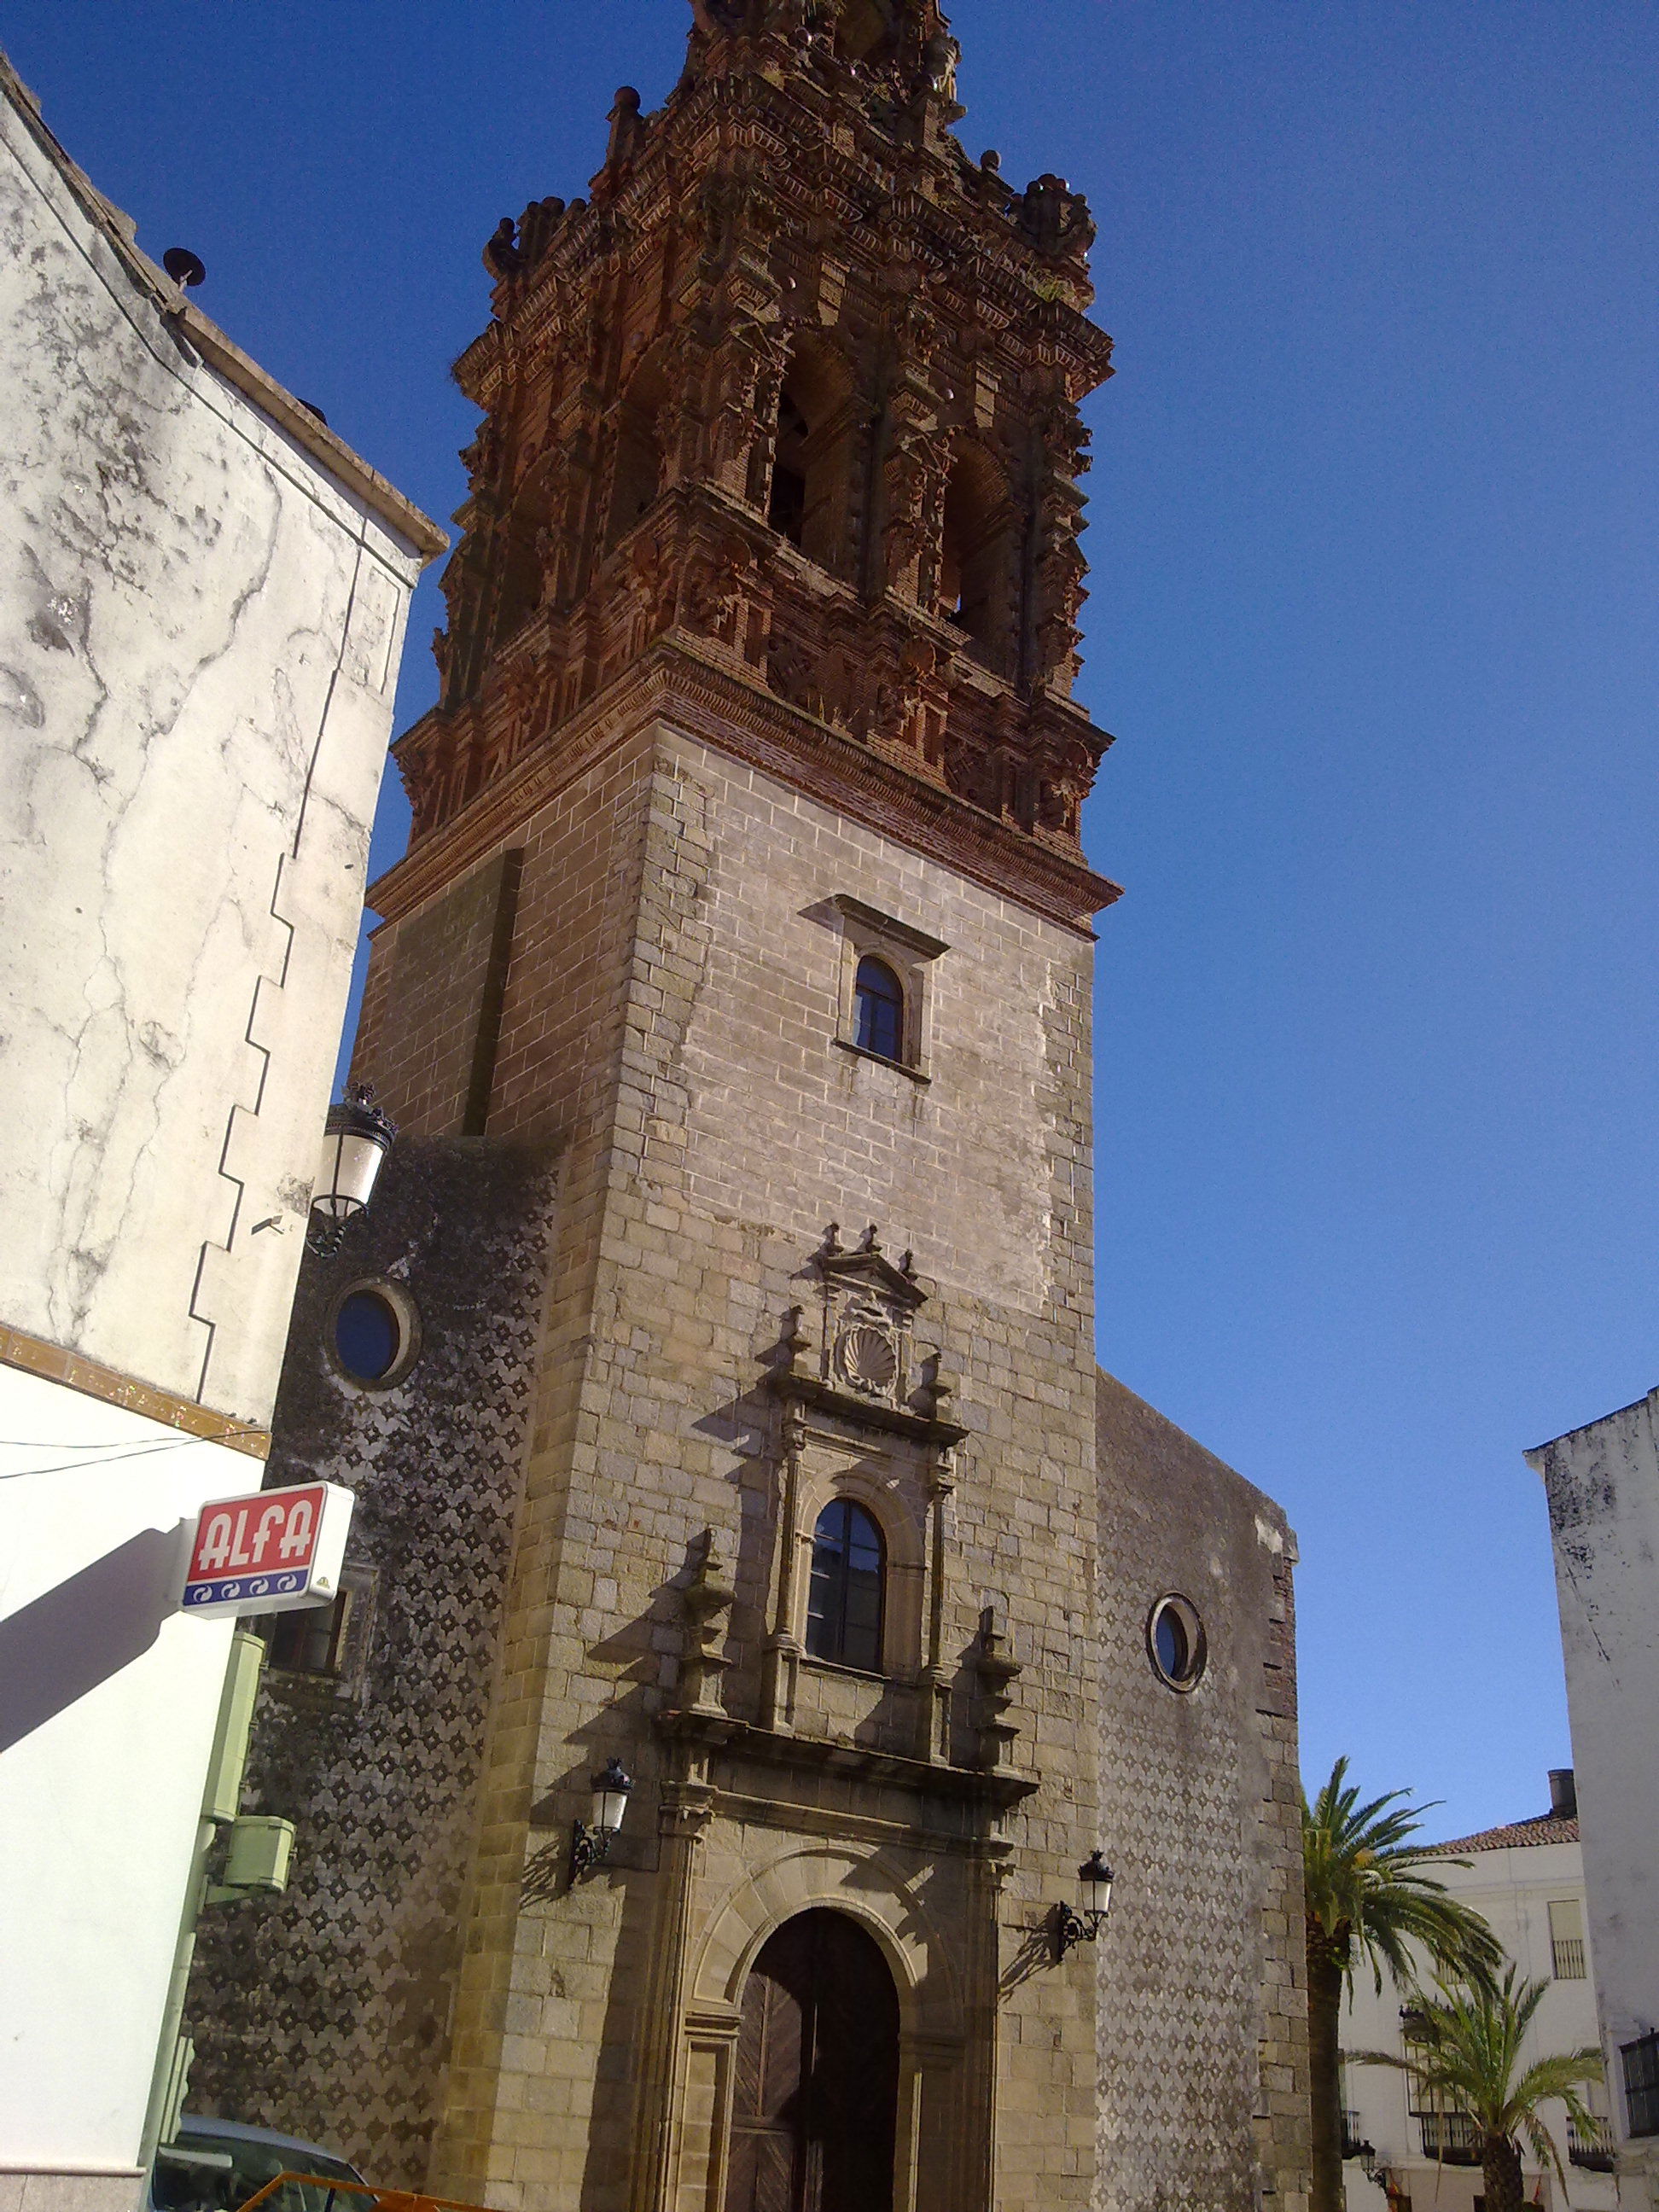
[180,1481,353,1616]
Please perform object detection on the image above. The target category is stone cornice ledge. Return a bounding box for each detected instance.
[373,640,1122,936]
[766,1369,969,1450]
[656,1707,1041,1813]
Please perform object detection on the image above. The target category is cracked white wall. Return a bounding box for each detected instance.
[0,60,434,2211]
[0,79,427,1426]
[1530,1393,1659,2196]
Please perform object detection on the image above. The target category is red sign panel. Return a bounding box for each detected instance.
[181,1481,352,1615]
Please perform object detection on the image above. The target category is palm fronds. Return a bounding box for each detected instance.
[1302,1755,1505,1994]
[1350,1968,1604,2191]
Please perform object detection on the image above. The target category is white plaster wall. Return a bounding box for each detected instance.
[1340,1839,1623,2211]
[0,74,427,1425]
[1532,1394,1659,2185]
[0,1365,246,2175]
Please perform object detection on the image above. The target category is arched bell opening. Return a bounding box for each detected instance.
[765,342,860,581]
[835,0,899,67]
[723,1908,900,2212]
[492,458,559,647]
[607,348,672,551]
[939,441,1021,678]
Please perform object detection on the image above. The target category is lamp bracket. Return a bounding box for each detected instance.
[569,1819,615,1887]
[305,1216,353,1260]
[1052,1901,1105,1960]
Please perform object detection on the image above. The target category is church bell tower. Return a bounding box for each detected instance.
[207,7,1161,2209]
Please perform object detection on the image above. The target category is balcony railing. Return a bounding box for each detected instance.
[1418,2111,1482,2164]
[1341,2112,1365,2159]
[1551,1935,1586,1979]
[1568,2117,1616,2172]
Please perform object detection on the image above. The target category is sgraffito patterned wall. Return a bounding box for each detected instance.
[1093,1370,1311,2212]
[185,1137,557,2186]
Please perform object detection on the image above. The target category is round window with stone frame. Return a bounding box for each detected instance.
[1146,1593,1207,1691]
[326,1278,422,1390]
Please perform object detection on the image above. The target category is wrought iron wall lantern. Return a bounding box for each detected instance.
[306,1086,397,1257]
[569,1759,633,1884]
[1053,1848,1115,1959]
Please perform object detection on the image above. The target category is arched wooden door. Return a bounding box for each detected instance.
[724,1908,900,2212]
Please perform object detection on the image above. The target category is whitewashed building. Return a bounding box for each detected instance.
[1340,1774,1622,2212]
[1529,1395,1659,2209]
[0,48,442,2212]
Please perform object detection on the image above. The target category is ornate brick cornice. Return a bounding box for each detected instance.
[373,638,1120,936]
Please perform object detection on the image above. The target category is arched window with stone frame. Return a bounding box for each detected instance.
[853,954,905,1062]
[805,1497,888,1674]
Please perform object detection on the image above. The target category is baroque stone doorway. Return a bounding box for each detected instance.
[723,1908,900,2212]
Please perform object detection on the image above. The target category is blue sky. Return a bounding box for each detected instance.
[13,2,1659,1841]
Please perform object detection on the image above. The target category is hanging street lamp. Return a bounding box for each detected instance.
[569,1758,634,1885]
[1054,1848,1115,1959]
[306,1086,397,1257]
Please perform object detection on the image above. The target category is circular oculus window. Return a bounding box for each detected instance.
[328,1280,420,1388]
[1147,1594,1207,1691]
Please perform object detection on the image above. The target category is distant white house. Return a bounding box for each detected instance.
[1529,1394,1659,2210]
[1341,1772,1624,2212]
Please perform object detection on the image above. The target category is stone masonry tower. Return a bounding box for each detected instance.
[368,8,1116,2204]
[188,6,1307,2210]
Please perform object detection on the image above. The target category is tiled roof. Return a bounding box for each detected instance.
[1423,1813,1578,1855]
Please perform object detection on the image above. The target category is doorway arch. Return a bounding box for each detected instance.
[723,1908,900,2212]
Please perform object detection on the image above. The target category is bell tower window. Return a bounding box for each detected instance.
[940,443,1019,676]
[764,345,859,577]
[768,390,809,548]
[835,0,897,65]
[853,956,905,1062]
[607,351,668,550]
[806,1499,886,1673]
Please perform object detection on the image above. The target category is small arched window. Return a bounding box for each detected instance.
[806,1499,885,1672]
[854,956,905,1062]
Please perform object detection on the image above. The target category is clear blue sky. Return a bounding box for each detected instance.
[13,2,1659,1842]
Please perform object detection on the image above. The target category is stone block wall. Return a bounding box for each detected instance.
[192,709,1309,2212]
[351,722,1105,2210]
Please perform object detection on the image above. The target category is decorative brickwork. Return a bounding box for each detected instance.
[186,1138,559,2182]
[1093,1373,1311,2212]
[394,0,1116,901]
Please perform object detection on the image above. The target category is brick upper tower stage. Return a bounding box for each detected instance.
[375,0,1118,990]
[187,10,1312,2211]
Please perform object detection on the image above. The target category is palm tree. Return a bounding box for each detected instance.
[1351,1968,1604,2212]
[1303,1758,1505,2212]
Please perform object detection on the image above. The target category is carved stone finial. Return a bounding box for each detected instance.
[677,1528,737,1715]
[607,85,644,171]
[783,1303,811,1371]
[823,1220,842,1256]
[860,1223,881,1254]
[899,1249,916,1278]
[975,1604,1022,1771]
